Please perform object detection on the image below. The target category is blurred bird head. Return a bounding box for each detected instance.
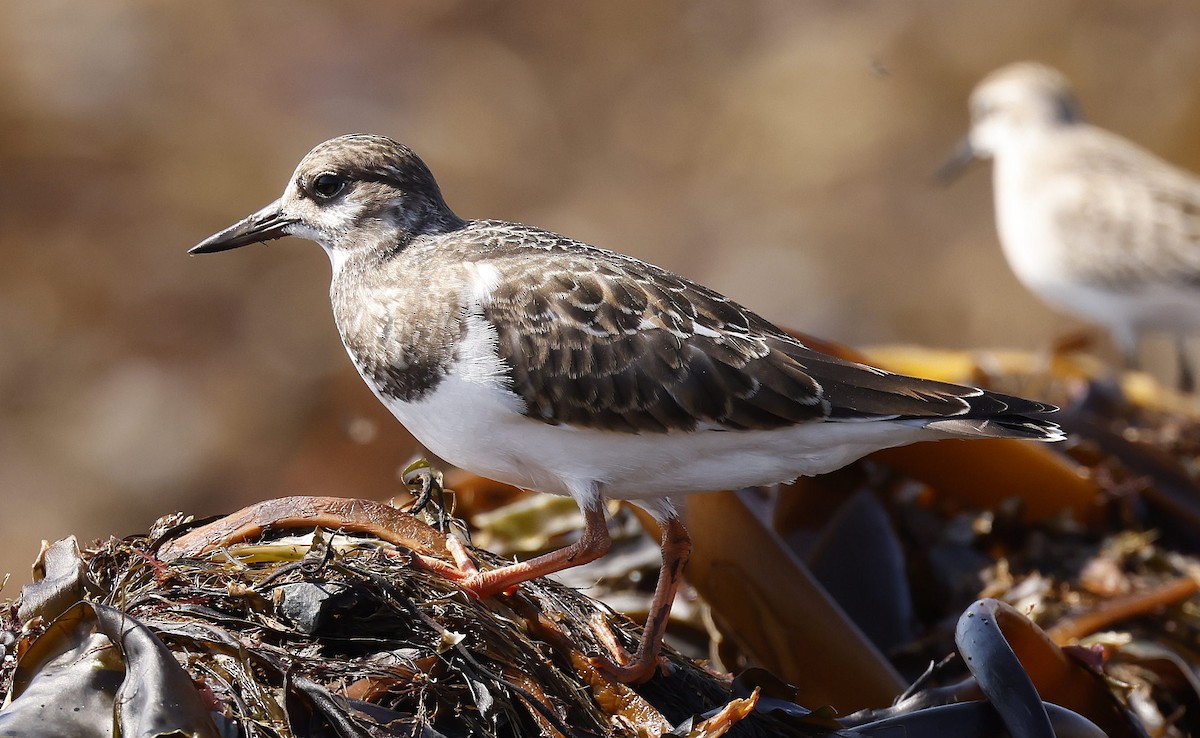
[937,62,1082,183]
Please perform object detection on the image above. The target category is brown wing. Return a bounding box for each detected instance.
[474,228,1053,433]
[1051,131,1200,289]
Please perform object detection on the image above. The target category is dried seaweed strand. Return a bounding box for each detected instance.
[1046,576,1199,644]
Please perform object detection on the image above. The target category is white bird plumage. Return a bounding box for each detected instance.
[948,62,1200,390]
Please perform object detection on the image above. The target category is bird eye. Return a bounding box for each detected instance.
[311,173,346,200]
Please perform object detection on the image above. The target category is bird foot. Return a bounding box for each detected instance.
[588,613,665,684]
[441,535,520,598]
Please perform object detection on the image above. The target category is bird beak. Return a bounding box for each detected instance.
[933,136,979,185]
[189,200,295,254]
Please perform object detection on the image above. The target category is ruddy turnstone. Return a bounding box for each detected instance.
[192,134,1062,682]
[942,61,1200,391]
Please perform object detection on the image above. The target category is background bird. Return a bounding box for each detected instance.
[192,134,1062,682]
[941,61,1200,391]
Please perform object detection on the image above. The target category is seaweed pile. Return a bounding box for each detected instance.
[0,494,784,737]
[2,347,1200,737]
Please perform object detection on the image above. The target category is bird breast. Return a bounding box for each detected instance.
[330,255,468,403]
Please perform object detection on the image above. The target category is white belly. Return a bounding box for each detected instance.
[375,361,935,513]
[351,311,940,514]
[1037,279,1200,332]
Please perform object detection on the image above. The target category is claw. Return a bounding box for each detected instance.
[589,654,665,684]
[588,613,666,683]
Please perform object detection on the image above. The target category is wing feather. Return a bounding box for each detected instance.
[468,223,1054,435]
[1050,131,1200,288]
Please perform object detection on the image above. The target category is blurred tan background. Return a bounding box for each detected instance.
[2,0,1199,584]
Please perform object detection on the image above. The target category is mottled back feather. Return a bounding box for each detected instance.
[467,221,1054,434]
[1047,131,1200,290]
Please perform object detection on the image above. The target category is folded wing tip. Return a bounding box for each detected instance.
[922,416,1066,442]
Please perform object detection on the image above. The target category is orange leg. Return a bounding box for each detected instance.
[453,505,692,683]
[451,504,613,599]
[589,516,691,683]
[160,494,691,684]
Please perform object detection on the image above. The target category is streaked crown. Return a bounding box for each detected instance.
[190,134,464,258]
[967,62,1082,156]
[281,134,461,249]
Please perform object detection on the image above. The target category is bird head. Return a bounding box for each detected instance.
[937,62,1083,182]
[190,134,462,259]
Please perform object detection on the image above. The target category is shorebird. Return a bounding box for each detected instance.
[192,134,1061,682]
[941,61,1200,391]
